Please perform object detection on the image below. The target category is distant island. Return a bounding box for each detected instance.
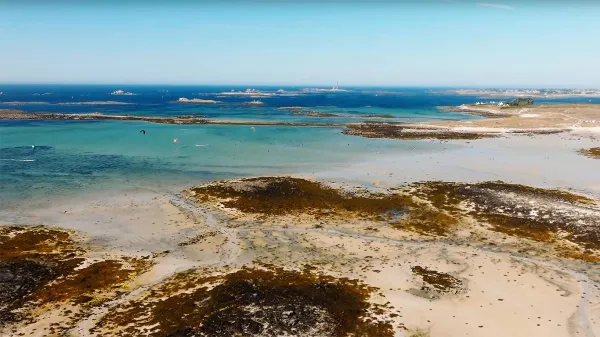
[438,98,535,117]
[219,89,275,97]
[471,97,534,108]
[111,90,136,96]
[301,86,351,93]
[218,87,353,96]
[176,97,221,104]
[242,100,264,106]
[57,101,133,105]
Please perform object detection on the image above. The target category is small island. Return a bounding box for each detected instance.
[176,97,221,104]
[111,90,136,96]
[220,89,274,97]
[242,100,264,106]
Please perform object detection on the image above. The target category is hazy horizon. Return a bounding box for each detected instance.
[1,1,599,87]
[2,83,599,90]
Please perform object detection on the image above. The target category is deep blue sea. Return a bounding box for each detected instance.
[0,85,593,210]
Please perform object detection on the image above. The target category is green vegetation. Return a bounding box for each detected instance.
[507,97,534,107]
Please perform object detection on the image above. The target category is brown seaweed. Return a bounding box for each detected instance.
[95,265,395,337]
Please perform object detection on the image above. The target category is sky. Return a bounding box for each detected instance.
[0,1,599,87]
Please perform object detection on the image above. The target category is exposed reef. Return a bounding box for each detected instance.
[294,110,344,117]
[409,266,465,299]
[93,264,394,337]
[186,177,600,262]
[0,226,151,334]
[342,122,498,140]
[437,105,513,118]
[360,114,395,118]
[0,110,351,127]
[0,109,209,125]
[578,147,600,159]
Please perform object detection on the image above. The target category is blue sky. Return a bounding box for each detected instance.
[0,1,599,87]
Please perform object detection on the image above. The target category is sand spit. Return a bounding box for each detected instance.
[0,101,52,105]
[437,105,514,118]
[436,103,600,129]
[344,103,600,141]
[2,176,600,336]
[56,101,133,105]
[0,110,351,127]
[578,147,600,159]
[289,109,394,119]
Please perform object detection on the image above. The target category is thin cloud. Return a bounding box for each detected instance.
[476,3,515,11]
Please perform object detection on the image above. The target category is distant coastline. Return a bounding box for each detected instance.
[440,89,600,98]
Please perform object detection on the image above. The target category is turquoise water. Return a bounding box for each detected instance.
[0,120,453,210]
[1,85,488,210]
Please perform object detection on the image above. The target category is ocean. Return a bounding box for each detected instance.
[0,85,591,210]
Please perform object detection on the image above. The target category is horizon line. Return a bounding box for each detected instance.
[1,83,598,90]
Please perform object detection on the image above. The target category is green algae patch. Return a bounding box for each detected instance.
[578,147,600,159]
[342,123,497,140]
[0,226,151,329]
[95,265,395,337]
